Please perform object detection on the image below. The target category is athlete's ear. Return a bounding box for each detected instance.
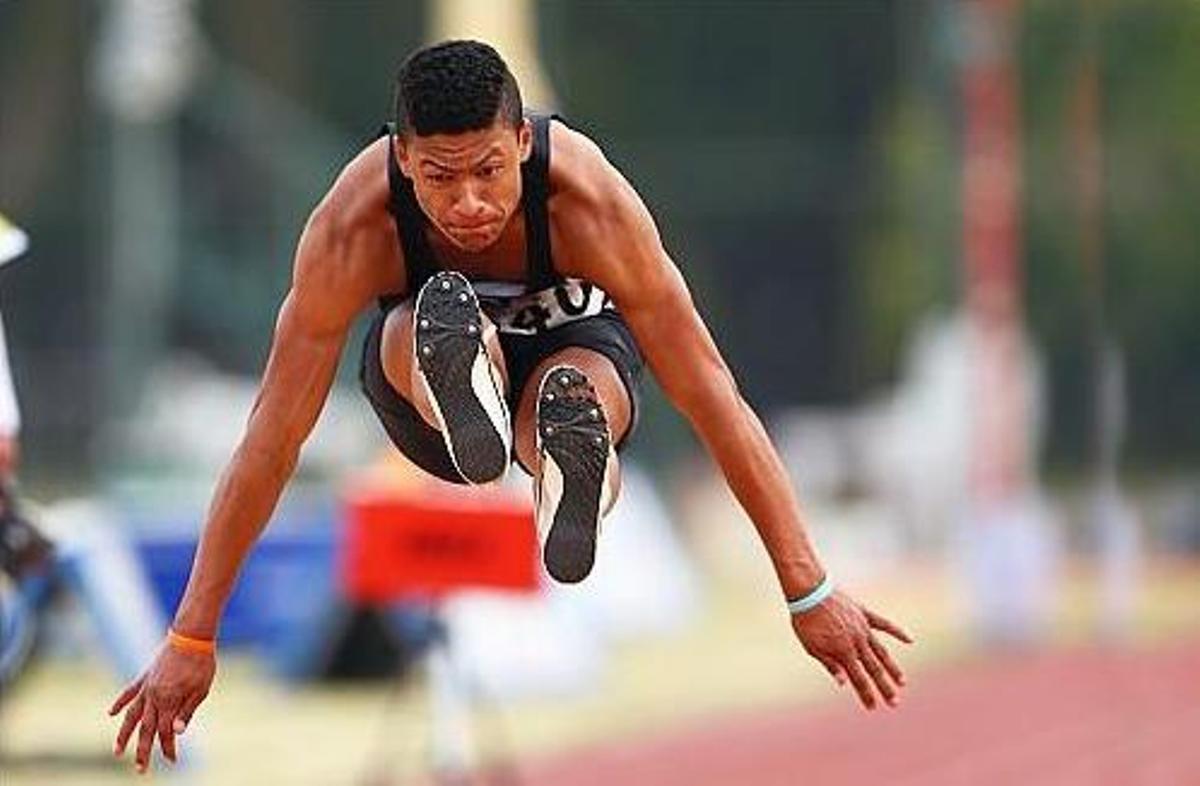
[394,134,413,178]
[517,119,533,164]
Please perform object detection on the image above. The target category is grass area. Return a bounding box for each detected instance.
[1,559,1197,786]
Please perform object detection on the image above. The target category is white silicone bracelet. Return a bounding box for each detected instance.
[786,575,834,615]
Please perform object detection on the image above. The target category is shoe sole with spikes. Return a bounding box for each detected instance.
[414,271,511,485]
[536,365,612,584]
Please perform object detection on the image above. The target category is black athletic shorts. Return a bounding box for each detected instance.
[359,304,644,484]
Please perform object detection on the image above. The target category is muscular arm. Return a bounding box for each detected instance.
[625,268,824,597]
[556,129,911,712]
[109,144,402,773]
[172,205,378,638]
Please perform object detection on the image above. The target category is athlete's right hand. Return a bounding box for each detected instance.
[108,642,216,773]
[791,590,912,711]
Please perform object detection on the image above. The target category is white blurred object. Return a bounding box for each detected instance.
[872,311,1044,542]
[873,313,974,544]
[770,313,981,569]
[1091,341,1141,639]
[896,309,1060,645]
[1093,483,1140,639]
[775,309,1060,643]
[957,492,1061,645]
[0,213,26,436]
[0,311,20,438]
[121,356,381,479]
[0,213,29,268]
[774,312,981,550]
[95,0,204,122]
[426,635,474,778]
[37,499,165,680]
[773,411,909,584]
[442,590,603,703]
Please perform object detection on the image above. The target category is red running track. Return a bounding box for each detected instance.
[514,637,1200,786]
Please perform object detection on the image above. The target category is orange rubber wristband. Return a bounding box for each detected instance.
[167,629,217,656]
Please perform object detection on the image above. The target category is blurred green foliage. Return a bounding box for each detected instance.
[1020,1,1200,468]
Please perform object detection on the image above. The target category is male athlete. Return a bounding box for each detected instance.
[109,41,912,773]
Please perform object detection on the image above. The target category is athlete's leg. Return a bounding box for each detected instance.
[513,347,633,583]
[379,272,512,484]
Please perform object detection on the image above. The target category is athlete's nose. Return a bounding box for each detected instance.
[451,183,488,221]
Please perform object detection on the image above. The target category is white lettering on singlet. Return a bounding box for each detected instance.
[477,278,614,336]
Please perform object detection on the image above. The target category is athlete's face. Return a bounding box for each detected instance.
[396,117,532,253]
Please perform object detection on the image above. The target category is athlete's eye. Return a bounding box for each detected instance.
[477,163,503,179]
[427,172,454,185]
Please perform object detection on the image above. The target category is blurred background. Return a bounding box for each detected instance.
[1,1,1198,784]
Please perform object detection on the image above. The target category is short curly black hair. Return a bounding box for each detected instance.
[393,40,523,137]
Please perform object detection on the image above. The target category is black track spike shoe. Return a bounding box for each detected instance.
[413,271,511,484]
[535,365,615,584]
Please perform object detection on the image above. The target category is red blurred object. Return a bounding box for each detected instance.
[341,474,538,602]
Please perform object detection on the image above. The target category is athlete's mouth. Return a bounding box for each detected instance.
[447,220,497,234]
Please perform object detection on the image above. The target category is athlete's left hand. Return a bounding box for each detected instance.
[790,590,913,710]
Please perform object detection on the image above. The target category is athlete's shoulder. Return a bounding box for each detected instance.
[311,137,394,244]
[546,119,662,279]
[546,119,628,215]
[298,137,403,298]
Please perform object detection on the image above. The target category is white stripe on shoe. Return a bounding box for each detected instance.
[470,345,513,459]
[536,449,565,546]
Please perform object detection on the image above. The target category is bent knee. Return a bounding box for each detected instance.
[380,304,417,395]
[513,348,632,471]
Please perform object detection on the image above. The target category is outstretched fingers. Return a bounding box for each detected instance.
[135,702,159,773]
[156,702,180,763]
[869,634,906,687]
[856,639,898,707]
[842,657,877,710]
[114,693,146,756]
[109,678,144,717]
[865,608,913,644]
[816,654,848,687]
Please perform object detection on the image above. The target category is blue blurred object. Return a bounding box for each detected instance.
[0,571,52,687]
[132,501,337,652]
